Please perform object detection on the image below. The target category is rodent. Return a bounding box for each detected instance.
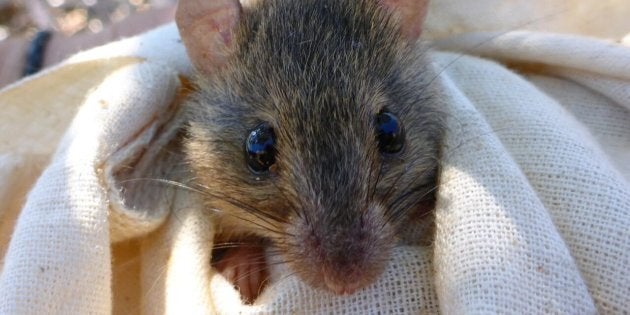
[176,0,444,303]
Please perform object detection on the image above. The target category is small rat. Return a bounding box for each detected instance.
[176,0,444,303]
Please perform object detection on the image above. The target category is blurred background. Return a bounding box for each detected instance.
[3,0,629,43]
[0,0,175,41]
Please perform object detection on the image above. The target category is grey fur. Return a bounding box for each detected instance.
[183,0,445,294]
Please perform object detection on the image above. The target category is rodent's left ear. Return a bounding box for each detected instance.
[378,0,429,42]
[176,0,242,74]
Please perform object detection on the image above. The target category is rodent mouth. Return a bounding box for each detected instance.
[322,269,381,295]
[303,250,390,296]
[323,277,364,295]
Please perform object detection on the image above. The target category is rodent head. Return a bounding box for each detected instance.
[178,0,442,294]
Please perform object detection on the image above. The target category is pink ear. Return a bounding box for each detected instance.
[379,0,429,42]
[176,0,242,74]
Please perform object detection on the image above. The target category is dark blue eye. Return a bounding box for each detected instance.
[245,123,276,174]
[376,111,405,154]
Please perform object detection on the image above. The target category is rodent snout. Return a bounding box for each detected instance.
[287,203,395,295]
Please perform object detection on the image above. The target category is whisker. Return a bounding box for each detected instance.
[271,180,304,221]
[190,181,291,227]
[121,177,295,237]
[387,185,438,224]
[420,6,575,96]
[381,162,411,205]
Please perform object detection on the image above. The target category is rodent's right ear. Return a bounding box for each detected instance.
[378,0,429,43]
[176,0,242,74]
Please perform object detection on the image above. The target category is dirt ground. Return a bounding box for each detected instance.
[0,0,175,41]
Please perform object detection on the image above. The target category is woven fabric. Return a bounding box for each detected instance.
[0,2,629,313]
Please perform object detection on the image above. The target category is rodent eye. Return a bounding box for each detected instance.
[376,110,405,154]
[245,123,277,174]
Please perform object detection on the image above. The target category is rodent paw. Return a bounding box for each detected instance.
[212,242,269,304]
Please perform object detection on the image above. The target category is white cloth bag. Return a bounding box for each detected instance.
[0,1,629,313]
